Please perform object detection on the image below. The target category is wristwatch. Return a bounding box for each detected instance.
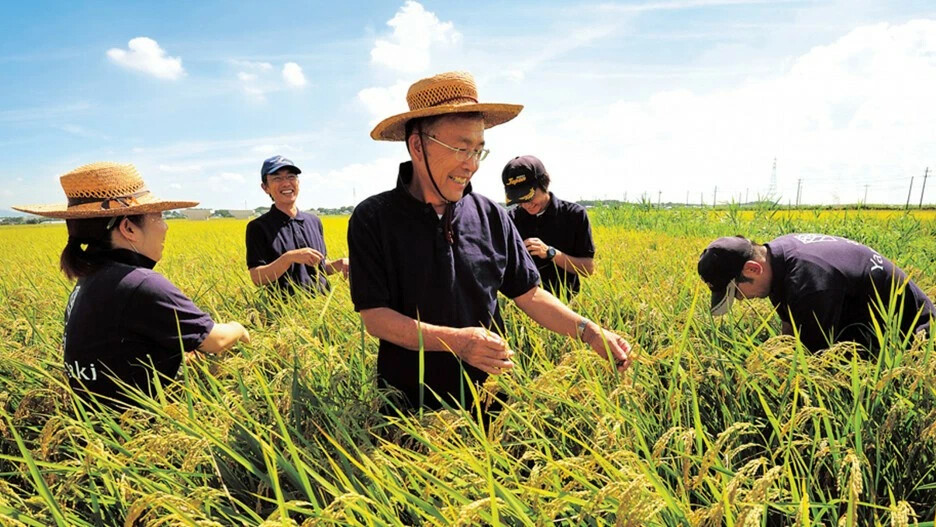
[546,246,557,260]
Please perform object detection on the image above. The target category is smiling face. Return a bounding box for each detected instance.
[411,114,485,205]
[261,168,300,210]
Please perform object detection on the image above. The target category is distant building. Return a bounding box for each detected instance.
[181,208,212,221]
[228,209,253,219]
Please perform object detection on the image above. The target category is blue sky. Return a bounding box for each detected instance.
[2,0,935,212]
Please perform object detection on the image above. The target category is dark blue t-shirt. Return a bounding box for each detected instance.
[245,206,330,294]
[348,161,541,410]
[508,192,595,297]
[63,249,215,406]
[767,234,934,352]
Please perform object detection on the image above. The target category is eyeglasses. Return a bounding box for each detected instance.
[267,173,299,183]
[421,134,490,163]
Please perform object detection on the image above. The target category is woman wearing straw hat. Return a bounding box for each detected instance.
[348,71,632,414]
[14,162,250,408]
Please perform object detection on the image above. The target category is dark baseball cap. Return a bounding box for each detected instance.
[502,155,546,205]
[697,236,755,315]
[261,155,301,180]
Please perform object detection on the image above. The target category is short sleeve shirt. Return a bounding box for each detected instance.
[348,161,541,410]
[63,249,215,406]
[245,207,330,294]
[508,192,595,296]
[767,234,934,352]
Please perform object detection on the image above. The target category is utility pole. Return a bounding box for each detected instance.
[863,184,869,204]
[795,179,803,207]
[919,167,929,209]
[658,190,662,207]
[700,192,704,208]
[905,176,915,210]
[745,188,749,204]
[686,190,689,206]
[623,191,627,203]
[713,186,717,208]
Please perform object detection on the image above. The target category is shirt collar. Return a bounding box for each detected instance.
[269,205,304,223]
[100,248,158,270]
[765,242,786,306]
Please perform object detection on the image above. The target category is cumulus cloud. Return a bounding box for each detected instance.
[357,80,410,124]
[229,59,273,71]
[517,19,936,205]
[106,37,185,80]
[370,1,461,73]
[282,62,307,87]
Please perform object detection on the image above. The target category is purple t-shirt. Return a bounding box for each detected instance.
[508,192,595,297]
[767,234,934,352]
[63,249,214,406]
[245,206,330,294]
[348,161,541,410]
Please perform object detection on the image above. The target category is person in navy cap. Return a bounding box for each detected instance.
[13,162,250,409]
[245,155,348,295]
[350,71,633,414]
[503,155,595,299]
[698,234,934,353]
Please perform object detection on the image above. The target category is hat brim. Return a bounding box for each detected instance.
[370,102,523,142]
[263,163,301,177]
[13,194,199,219]
[710,279,738,316]
[505,185,535,205]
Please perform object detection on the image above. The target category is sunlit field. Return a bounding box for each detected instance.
[2,208,936,526]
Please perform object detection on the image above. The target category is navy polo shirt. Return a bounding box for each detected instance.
[508,192,595,297]
[348,161,541,410]
[767,234,934,353]
[245,206,330,294]
[63,249,215,407]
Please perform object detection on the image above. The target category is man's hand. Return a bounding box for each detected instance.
[583,323,633,372]
[327,257,350,279]
[452,327,515,375]
[524,238,550,259]
[232,322,251,344]
[287,248,325,267]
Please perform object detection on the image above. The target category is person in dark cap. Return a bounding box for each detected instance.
[698,233,934,353]
[246,155,348,294]
[503,155,595,299]
[13,162,250,409]
[349,71,633,414]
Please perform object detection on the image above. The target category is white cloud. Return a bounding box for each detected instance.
[106,37,185,80]
[169,183,182,190]
[282,62,307,87]
[370,1,461,73]
[357,80,409,124]
[237,72,257,82]
[513,19,936,205]
[229,59,273,71]
[159,163,204,173]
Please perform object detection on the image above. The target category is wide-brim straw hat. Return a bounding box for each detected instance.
[370,71,523,141]
[13,162,198,219]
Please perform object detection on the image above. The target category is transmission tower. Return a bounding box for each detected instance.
[767,157,778,198]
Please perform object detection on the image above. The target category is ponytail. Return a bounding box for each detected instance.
[59,215,146,280]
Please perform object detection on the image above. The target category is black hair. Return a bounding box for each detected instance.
[536,171,551,192]
[60,215,145,280]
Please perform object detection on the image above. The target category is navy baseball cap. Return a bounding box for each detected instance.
[698,236,755,315]
[261,155,301,180]
[502,155,546,205]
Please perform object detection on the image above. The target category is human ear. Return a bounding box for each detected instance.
[743,261,763,276]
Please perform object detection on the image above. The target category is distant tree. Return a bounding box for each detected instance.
[212,209,233,218]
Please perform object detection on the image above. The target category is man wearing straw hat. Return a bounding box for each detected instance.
[246,155,349,294]
[503,155,596,299]
[14,163,250,408]
[348,71,633,413]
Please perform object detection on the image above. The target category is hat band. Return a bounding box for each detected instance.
[415,95,478,110]
[67,190,151,210]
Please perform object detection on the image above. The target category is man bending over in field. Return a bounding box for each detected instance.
[698,234,935,353]
[246,155,349,295]
[348,71,632,414]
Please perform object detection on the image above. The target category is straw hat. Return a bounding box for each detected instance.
[13,162,198,219]
[370,71,523,141]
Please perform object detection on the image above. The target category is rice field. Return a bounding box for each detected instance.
[2,207,936,526]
